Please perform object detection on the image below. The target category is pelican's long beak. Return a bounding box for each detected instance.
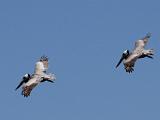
[116,55,124,68]
[15,79,24,91]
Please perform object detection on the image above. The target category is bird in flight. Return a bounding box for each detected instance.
[15,56,56,97]
[116,33,154,73]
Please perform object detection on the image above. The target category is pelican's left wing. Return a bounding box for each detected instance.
[34,61,46,75]
[134,33,151,51]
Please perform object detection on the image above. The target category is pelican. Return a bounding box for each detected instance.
[116,33,154,73]
[15,56,56,97]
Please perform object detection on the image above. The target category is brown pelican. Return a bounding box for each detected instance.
[15,56,56,97]
[116,33,154,73]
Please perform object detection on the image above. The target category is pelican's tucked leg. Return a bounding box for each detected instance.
[124,63,134,73]
[22,86,31,97]
[21,84,37,97]
[125,66,134,73]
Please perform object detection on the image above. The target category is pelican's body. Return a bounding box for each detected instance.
[116,33,154,73]
[16,56,56,97]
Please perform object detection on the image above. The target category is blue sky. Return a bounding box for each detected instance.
[0,0,160,120]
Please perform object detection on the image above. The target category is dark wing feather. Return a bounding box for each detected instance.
[41,78,54,83]
[22,83,38,97]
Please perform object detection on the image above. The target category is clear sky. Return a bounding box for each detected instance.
[0,0,160,120]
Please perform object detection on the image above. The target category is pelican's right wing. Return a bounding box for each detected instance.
[34,61,56,80]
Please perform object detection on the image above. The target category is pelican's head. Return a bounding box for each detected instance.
[122,50,130,59]
[116,49,130,68]
[23,73,31,80]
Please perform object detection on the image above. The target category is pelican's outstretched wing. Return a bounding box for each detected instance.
[134,33,151,51]
[34,60,55,81]
[34,61,46,75]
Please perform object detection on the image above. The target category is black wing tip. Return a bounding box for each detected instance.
[147,55,153,59]
[46,80,54,83]
[41,79,55,83]
[146,32,152,38]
